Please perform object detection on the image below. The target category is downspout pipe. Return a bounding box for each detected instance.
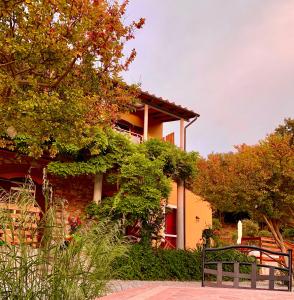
[184,116,199,151]
[183,115,199,249]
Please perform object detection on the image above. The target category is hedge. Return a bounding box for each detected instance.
[112,244,255,281]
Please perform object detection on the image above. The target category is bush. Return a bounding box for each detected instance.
[112,244,202,281]
[258,230,272,237]
[212,218,222,231]
[231,231,238,244]
[205,247,255,273]
[112,244,255,281]
[242,219,259,237]
[283,228,294,240]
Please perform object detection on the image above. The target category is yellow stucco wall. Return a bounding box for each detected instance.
[185,189,212,249]
[167,181,178,206]
[167,182,212,249]
[120,112,163,139]
[120,113,143,128]
[148,121,163,139]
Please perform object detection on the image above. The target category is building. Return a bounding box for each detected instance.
[0,91,212,249]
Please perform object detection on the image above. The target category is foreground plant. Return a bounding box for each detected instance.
[0,181,126,300]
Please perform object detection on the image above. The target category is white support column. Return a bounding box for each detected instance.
[177,181,184,249]
[93,173,103,204]
[177,118,185,249]
[143,104,149,141]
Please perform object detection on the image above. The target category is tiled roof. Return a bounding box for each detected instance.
[139,90,199,122]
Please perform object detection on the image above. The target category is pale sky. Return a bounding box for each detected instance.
[123,0,294,156]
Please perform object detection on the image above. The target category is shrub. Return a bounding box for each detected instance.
[205,247,255,272]
[258,230,272,237]
[112,244,202,281]
[212,218,222,231]
[112,244,255,281]
[202,221,222,247]
[242,219,259,237]
[283,228,294,240]
[231,231,238,244]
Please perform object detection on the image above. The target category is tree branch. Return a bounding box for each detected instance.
[0,60,16,67]
[52,57,77,88]
[17,80,50,88]
[263,215,286,253]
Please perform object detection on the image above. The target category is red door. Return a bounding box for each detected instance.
[164,208,177,248]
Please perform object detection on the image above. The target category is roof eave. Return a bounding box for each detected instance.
[139,91,199,122]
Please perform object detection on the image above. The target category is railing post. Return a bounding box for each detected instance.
[217,262,222,287]
[288,249,292,292]
[269,267,275,290]
[202,247,205,287]
[233,262,239,288]
[251,263,257,289]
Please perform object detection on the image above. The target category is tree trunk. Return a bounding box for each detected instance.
[263,216,286,252]
[263,215,289,267]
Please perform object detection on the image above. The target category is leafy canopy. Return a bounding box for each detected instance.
[47,128,135,176]
[54,132,200,241]
[0,0,144,157]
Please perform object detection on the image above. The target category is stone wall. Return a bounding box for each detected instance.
[49,174,93,217]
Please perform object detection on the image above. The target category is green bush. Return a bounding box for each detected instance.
[258,230,272,237]
[112,244,255,281]
[205,248,256,276]
[231,231,238,244]
[212,218,222,230]
[242,219,259,237]
[283,228,294,240]
[112,244,202,281]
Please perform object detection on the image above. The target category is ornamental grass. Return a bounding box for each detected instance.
[0,179,125,300]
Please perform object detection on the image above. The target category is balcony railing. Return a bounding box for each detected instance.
[114,126,143,143]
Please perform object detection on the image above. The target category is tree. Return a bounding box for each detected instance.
[275,117,294,146]
[68,135,199,243]
[193,152,241,214]
[0,0,144,157]
[104,152,172,243]
[194,119,294,253]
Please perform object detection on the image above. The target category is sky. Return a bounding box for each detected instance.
[122,0,294,156]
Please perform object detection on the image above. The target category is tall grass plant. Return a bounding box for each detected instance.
[0,178,125,299]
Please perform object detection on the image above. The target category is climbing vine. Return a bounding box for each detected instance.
[2,124,199,243]
[59,129,200,242]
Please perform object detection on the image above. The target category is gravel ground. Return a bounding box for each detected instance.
[105,280,202,295]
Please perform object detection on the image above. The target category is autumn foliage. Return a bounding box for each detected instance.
[194,119,294,252]
[0,0,144,157]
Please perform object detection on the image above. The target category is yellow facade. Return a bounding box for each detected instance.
[120,112,163,139]
[120,113,143,128]
[167,182,212,249]
[168,182,178,207]
[185,190,212,249]
[148,121,163,139]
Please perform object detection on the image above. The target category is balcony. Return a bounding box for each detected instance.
[114,126,143,144]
